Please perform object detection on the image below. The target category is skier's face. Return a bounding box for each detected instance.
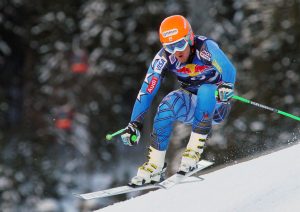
[174,45,190,63]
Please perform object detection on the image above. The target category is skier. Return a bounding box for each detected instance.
[121,15,236,186]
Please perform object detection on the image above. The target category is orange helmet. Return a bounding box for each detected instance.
[159,15,194,45]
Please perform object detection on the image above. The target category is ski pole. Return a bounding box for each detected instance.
[232,95,300,122]
[106,128,138,142]
[106,128,125,141]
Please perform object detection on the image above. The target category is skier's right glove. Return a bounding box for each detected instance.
[121,122,142,146]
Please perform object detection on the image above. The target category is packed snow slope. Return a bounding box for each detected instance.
[99,142,300,212]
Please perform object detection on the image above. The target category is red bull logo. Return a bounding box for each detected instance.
[177,64,210,77]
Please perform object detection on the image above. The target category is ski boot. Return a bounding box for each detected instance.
[130,146,166,186]
[179,132,207,173]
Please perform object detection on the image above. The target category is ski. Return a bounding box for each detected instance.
[159,159,213,189]
[75,159,213,200]
[74,183,162,200]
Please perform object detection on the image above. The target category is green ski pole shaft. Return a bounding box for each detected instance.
[232,95,300,122]
[106,129,125,141]
[106,128,138,142]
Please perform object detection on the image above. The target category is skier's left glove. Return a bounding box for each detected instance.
[217,82,234,102]
[121,122,142,146]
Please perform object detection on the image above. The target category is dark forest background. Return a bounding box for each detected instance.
[0,0,299,211]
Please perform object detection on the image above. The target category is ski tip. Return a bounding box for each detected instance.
[73,193,85,199]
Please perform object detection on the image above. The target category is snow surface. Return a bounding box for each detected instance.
[97,142,300,212]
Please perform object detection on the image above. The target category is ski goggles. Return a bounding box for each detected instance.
[163,37,189,54]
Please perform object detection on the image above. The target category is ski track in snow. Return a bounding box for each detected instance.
[97,142,300,212]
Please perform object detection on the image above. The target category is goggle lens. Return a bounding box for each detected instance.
[164,39,188,54]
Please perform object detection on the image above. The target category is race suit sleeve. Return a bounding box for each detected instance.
[130,49,168,123]
[205,40,236,84]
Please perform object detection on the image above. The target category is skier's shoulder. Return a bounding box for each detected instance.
[150,48,170,74]
[194,35,223,64]
[194,35,218,49]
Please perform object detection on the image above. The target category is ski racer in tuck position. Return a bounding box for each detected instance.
[121,15,236,186]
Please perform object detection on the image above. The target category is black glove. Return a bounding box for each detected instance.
[121,122,142,146]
